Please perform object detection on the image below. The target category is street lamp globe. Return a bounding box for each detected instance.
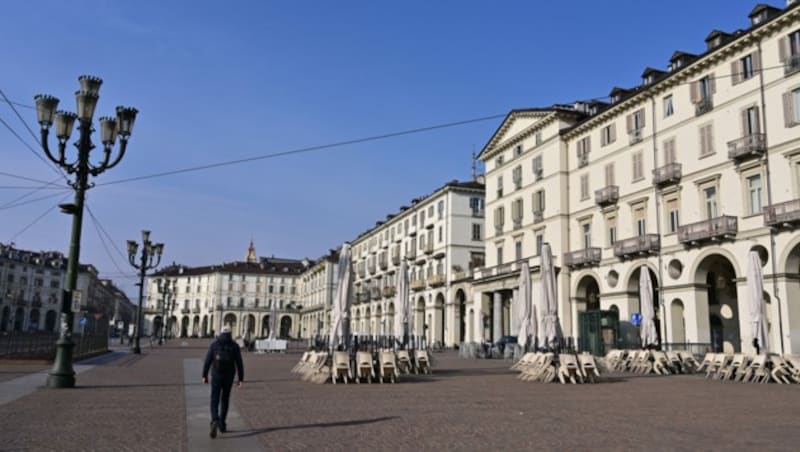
[34,94,59,128]
[55,111,78,140]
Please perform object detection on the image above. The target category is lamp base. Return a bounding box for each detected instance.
[46,339,76,388]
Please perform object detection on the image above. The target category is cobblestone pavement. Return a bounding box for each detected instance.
[1,340,799,451]
[0,362,49,383]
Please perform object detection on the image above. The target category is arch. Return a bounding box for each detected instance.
[244,314,256,339]
[689,247,742,285]
[779,234,800,274]
[455,289,467,344]
[376,305,384,334]
[1,306,10,332]
[261,315,269,336]
[44,310,57,332]
[434,292,445,345]
[695,253,740,353]
[192,315,200,337]
[468,308,475,342]
[280,315,292,338]
[570,269,603,299]
[364,306,372,335]
[623,262,660,292]
[670,299,686,343]
[201,315,209,337]
[575,274,601,311]
[153,316,164,338]
[181,316,190,338]
[28,309,40,331]
[415,296,425,340]
[223,313,237,333]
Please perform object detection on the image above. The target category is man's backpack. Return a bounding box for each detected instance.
[213,343,236,374]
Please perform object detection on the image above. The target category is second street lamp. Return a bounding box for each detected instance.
[35,75,138,389]
[128,230,163,354]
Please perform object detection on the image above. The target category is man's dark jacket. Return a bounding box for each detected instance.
[202,333,244,382]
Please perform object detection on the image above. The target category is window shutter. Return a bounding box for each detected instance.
[605,164,614,186]
[709,73,716,94]
[539,191,545,211]
[784,91,796,127]
[779,36,789,63]
[690,81,701,104]
[707,124,714,153]
[626,113,634,133]
[752,50,762,74]
[638,109,646,128]
[741,109,749,136]
[731,60,741,85]
[600,129,607,146]
[611,123,616,142]
[585,137,591,154]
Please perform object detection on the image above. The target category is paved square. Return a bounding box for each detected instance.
[1,340,799,451]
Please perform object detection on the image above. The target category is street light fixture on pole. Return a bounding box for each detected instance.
[35,75,138,389]
[127,230,163,354]
[157,277,176,345]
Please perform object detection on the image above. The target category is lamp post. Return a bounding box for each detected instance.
[157,277,176,345]
[127,231,163,354]
[35,75,138,388]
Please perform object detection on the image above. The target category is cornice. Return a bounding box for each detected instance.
[480,111,559,161]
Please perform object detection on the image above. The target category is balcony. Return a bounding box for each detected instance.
[613,234,660,259]
[181,308,191,314]
[533,210,544,224]
[695,97,713,116]
[629,129,643,145]
[495,225,504,236]
[678,216,738,245]
[410,279,426,291]
[370,287,381,300]
[424,242,434,255]
[472,208,485,218]
[563,248,602,268]
[653,163,682,187]
[785,53,800,76]
[512,218,522,230]
[355,291,370,304]
[451,270,472,281]
[357,266,366,278]
[144,307,161,315]
[368,263,376,275]
[764,199,800,228]
[15,300,26,307]
[215,304,224,311]
[595,185,619,206]
[391,252,400,266]
[378,257,388,270]
[382,286,396,298]
[192,307,201,314]
[727,133,766,162]
[427,274,446,287]
[407,248,417,259]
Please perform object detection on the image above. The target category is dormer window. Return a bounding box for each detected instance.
[611,94,621,104]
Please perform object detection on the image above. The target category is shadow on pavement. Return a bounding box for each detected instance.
[223,416,398,438]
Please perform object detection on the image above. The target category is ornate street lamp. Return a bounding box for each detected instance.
[127,230,163,354]
[157,277,176,345]
[35,75,138,389]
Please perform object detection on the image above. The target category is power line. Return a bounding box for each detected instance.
[0,190,72,211]
[7,193,71,243]
[86,203,133,266]
[0,175,69,209]
[0,171,60,186]
[0,112,66,181]
[0,185,69,190]
[85,204,138,281]
[0,88,42,146]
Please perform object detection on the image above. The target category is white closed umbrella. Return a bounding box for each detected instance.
[539,243,561,350]
[747,250,768,354]
[268,302,278,340]
[516,261,532,349]
[639,268,659,348]
[394,260,409,345]
[329,244,352,349]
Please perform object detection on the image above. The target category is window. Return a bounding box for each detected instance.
[515,241,523,261]
[604,163,615,186]
[780,30,800,73]
[496,176,504,198]
[535,132,543,145]
[514,144,523,157]
[494,206,505,232]
[535,234,544,256]
[428,205,434,218]
[632,151,644,181]
[747,174,763,215]
[438,226,443,243]
[471,224,482,241]
[437,200,444,219]
[532,190,545,213]
[607,216,617,246]
[577,136,591,167]
[582,223,592,249]
[532,155,543,181]
[580,174,589,200]
[512,165,522,190]
[699,123,715,156]
[469,197,484,215]
[511,198,523,227]
[663,138,677,164]
[666,198,680,233]
[496,155,504,167]
[663,95,674,117]
[496,245,504,266]
[601,123,616,146]
[783,89,800,127]
[704,186,719,219]
[741,106,760,136]
[634,206,647,237]
[419,210,425,226]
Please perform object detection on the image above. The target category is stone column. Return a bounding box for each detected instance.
[493,291,503,342]
[511,288,519,335]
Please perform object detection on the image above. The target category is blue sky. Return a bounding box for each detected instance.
[0,0,766,296]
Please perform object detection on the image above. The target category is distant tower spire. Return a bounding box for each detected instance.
[246,239,257,263]
[471,149,477,181]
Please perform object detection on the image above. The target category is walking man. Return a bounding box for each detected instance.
[202,325,244,438]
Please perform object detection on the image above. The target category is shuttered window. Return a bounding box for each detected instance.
[532,155,543,180]
[742,106,760,135]
[699,123,715,156]
[604,163,615,186]
[666,198,680,233]
[663,138,676,164]
[532,190,545,212]
[732,52,759,85]
[626,108,646,132]
[511,198,523,223]
[632,151,644,181]
[577,136,591,167]
[690,75,716,103]
[601,123,616,146]
[512,165,522,189]
[580,174,589,200]
[494,207,505,229]
[783,89,800,127]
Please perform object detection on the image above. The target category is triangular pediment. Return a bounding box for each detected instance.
[479,109,553,159]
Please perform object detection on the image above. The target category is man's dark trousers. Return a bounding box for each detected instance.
[210,372,235,429]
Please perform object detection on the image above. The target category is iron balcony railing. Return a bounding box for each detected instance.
[410,279,426,291]
[451,270,471,281]
[378,257,388,270]
[181,308,190,314]
[563,248,602,268]
[652,163,682,187]
[678,215,738,245]
[629,128,643,145]
[595,185,619,206]
[382,286,396,298]
[368,262,376,274]
[370,287,381,300]
[424,242,434,254]
[764,199,800,227]
[727,133,766,161]
[533,210,544,224]
[427,274,446,287]
[192,307,201,314]
[391,252,400,266]
[613,234,660,259]
[495,225,504,236]
[512,218,522,230]
[472,208,485,218]
[695,97,713,116]
[785,53,800,76]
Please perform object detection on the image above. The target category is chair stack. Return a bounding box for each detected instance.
[290,350,330,384]
[604,349,701,375]
[512,352,601,384]
[699,352,800,384]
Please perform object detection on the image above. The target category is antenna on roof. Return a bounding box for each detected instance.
[471,147,477,181]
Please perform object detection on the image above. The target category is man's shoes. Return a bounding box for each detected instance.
[219,423,227,433]
[210,420,218,439]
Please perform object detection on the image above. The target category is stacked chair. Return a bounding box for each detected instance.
[698,352,800,384]
[604,349,701,375]
[512,352,600,384]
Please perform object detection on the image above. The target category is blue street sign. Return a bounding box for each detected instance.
[631,313,642,327]
[79,316,88,327]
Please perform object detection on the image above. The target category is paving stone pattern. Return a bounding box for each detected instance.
[0,340,799,451]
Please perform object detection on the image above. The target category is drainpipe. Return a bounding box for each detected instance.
[757,41,784,354]
[651,97,668,347]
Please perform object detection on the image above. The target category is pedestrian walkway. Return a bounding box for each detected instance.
[0,364,94,406]
[183,358,261,451]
